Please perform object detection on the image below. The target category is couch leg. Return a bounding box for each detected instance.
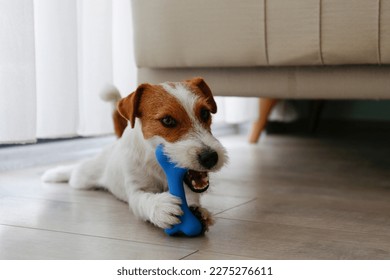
[248,98,278,144]
[308,100,325,133]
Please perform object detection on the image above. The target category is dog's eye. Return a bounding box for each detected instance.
[160,116,177,128]
[200,108,211,122]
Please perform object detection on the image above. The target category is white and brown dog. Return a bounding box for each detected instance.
[42,77,227,231]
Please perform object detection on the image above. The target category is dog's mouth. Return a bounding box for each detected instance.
[184,170,209,193]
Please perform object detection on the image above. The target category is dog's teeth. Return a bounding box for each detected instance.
[191,180,196,186]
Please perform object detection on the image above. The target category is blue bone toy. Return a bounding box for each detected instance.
[155,144,203,237]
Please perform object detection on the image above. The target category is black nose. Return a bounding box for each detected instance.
[198,149,218,169]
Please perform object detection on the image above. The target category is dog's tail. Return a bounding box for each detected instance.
[100,85,128,138]
[100,84,121,109]
[41,165,75,183]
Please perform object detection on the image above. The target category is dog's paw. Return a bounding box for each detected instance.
[150,192,183,229]
[189,205,215,233]
[41,165,73,183]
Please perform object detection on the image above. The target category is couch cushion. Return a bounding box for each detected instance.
[132,0,267,67]
[132,0,390,67]
[381,0,390,63]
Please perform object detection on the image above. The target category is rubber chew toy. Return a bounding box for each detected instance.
[155,144,203,237]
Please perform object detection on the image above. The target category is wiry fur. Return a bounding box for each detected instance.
[42,78,227,230]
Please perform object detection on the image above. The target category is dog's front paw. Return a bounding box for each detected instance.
[189,205,215,233]
[150,192,183,229]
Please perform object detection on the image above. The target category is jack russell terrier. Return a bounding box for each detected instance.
[42,77,227,231]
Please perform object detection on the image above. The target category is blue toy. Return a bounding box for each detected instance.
[155,144,203,237]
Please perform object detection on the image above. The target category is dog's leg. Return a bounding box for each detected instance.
[184,187,215,231]
[42,158,104,190]
[42,165,76,183]
[68,157,105,190]
[128,189,184,229]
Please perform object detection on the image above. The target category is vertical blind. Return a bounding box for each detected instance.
[0,0,136,144]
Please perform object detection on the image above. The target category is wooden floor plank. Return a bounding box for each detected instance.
[183,250,256,260]
[0,225,194,260]
[201,218,390,259]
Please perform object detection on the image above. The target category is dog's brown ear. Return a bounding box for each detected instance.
[186,77,217,114]
[117,84,148,128]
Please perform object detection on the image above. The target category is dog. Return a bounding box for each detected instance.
[42,77,227,231]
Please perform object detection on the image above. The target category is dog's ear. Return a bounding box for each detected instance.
[186,77,217,114]
[117,84,148,128]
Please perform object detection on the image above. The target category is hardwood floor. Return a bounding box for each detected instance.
[0,130,389,259]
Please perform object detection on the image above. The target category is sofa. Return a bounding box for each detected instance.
[130,0,390,142]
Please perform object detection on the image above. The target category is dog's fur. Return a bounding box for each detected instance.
[42,77,227,230]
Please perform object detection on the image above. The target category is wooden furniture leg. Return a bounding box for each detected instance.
[249,98,278,143]
[308,100,325,133]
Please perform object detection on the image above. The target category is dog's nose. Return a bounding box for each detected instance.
[198,149,218,169]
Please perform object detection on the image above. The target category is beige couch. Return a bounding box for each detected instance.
[131,0,390,142]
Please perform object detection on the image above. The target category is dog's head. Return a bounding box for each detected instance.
[117,77,227,192]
